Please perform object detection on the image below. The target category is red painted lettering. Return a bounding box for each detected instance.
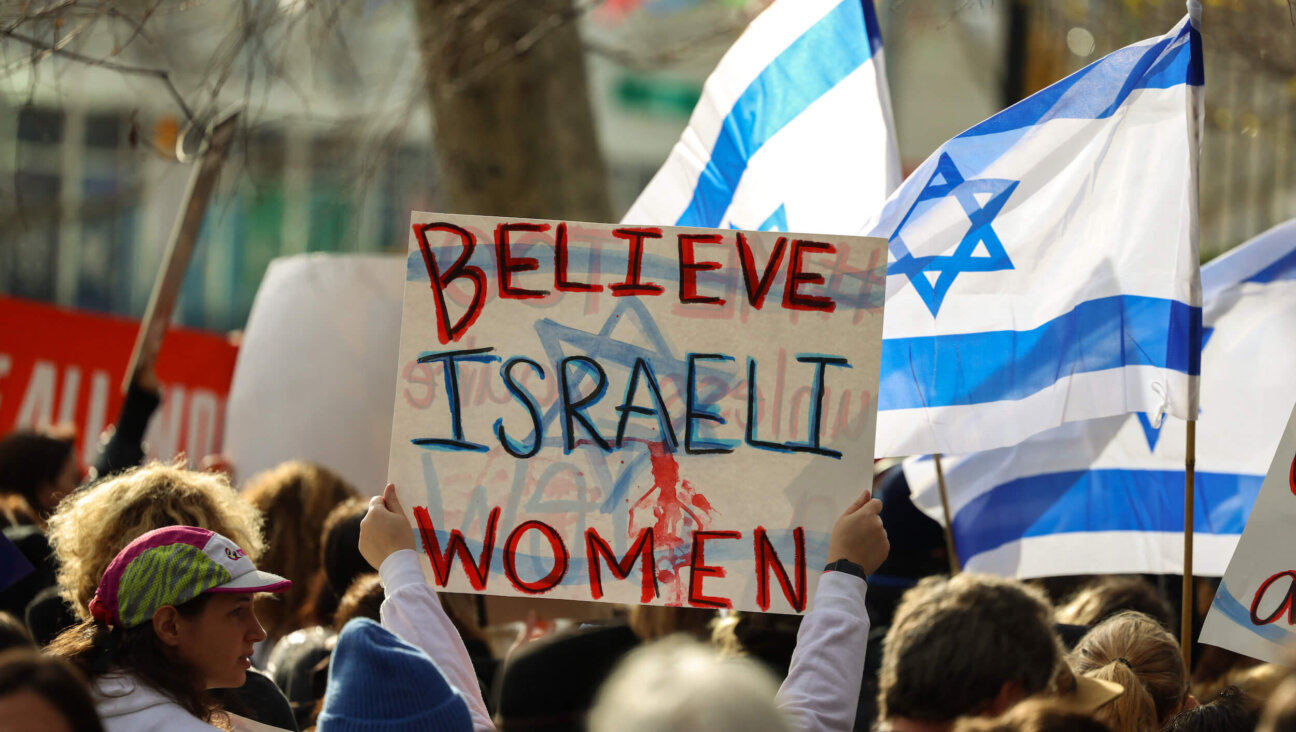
[586,526,658,603]
[783,239,837,312]
[503,520,569,594]
[687,530,742,609]
[735,232,787,310]
[678,233,725,306]
[610,227,665,297]
[494,222,550,299]
[413,505,499,591]
[1289,454,1295,497]
[753,526,806,612]
[414,223,488,343]
[555,222,601,293]
[1251,570,1296,626]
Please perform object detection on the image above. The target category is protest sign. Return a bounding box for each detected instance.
[224,255,405,493]
[1200,399,1296,664]
[388,213,886,613]
[0,296,238,467]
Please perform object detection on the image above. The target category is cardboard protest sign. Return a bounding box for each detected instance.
[1200,399,1296,664]
[388,214,886,613]
[0,296,238,468]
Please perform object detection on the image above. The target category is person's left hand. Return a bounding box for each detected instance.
[359,482,417,570]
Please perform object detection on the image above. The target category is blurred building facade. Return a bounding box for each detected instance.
[1,0,1293,332]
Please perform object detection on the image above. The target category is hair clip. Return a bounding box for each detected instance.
[1116,657,1134,670]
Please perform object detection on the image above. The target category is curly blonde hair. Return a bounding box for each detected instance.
[47,463,265,620]
[242,461,358,639]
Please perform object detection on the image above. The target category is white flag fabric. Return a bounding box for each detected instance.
[903,219,1296,578]
[872,6,1204,457]
[622,0,900,234]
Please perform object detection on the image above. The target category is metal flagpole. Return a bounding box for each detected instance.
[934,454,962,575]
[1181,419,1197,671]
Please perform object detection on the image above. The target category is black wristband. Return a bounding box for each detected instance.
[824,558,868,580]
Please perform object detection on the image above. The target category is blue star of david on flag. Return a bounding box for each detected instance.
[887,153,1020,317]
[727,203,788,232]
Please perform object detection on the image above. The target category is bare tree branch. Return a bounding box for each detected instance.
[104,1,167,58]
[0,26,195,122]
[0,0,79,33]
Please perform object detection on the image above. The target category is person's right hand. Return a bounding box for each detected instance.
[359,482,417,570]
[826,489,889,575]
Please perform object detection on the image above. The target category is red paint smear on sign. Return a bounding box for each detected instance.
[629,442,715,606]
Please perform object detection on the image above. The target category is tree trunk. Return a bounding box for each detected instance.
[413,0,613,222]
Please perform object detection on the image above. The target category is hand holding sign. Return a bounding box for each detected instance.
[827,489,889,575]
[359,483,417,571]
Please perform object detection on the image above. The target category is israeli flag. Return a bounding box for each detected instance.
[622,0,901,234]
[903,219,1296,578]
[873,6,1204,457]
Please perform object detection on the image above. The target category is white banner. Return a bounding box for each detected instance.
[224,254,404,493]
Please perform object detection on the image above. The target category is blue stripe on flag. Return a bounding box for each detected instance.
[1246,246,1296,284]
[861,0,883,56]
[952,470,1261,562]
[675,0,876,228]
[957,21,1201,139]
[879,295,1202,411]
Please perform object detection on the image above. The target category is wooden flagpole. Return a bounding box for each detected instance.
[934,454,962,575]
[122,109,240,392]
[1181,419,1197,671]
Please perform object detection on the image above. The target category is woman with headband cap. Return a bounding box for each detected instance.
[48,526,291,731]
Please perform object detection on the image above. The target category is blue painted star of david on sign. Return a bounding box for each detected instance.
[887,152,1020,317]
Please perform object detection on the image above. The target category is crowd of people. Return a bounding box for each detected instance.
[2,380,1296,732]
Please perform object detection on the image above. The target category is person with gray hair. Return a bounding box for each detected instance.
[589,487,890,732]
[589,636,791,732]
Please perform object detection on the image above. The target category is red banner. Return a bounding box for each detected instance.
[0,296,239,469]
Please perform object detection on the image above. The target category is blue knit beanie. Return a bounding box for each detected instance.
[316,618,473,731]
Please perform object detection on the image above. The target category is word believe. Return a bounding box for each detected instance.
[414,347,851,459]
[414,221,842,344]
[413,505,808,612]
